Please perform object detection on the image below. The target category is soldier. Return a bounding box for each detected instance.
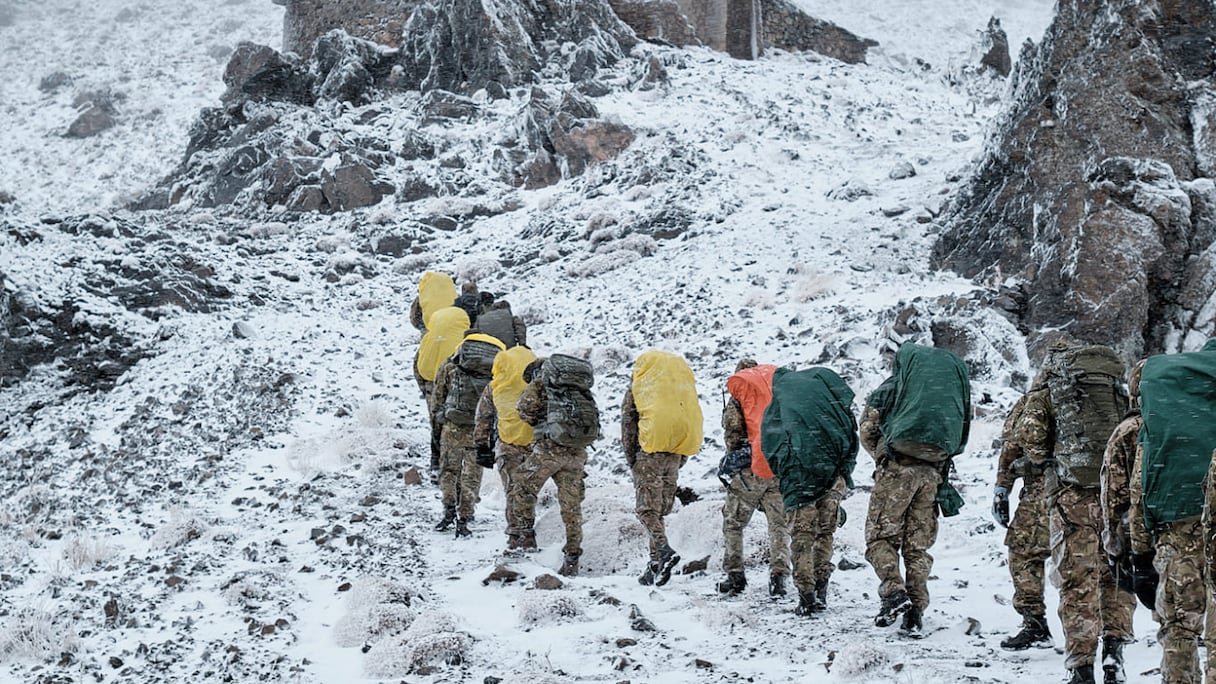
[1017,343,1133,684]
[810,475,848,610]
[415,306,472,483]
[430,334,505,537]
[1099,361,1144,603]
[993,380,1053,650]
[510,354,599,577]
[761,366,858,617]
[717,359,791,597]
[862,343,971,637]
[409,271,458,332]
[473,347,539,550]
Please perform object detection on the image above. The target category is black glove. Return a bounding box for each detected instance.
[992,486,1010,528]
[1130,552,1159,610]
[475,446,495,469]
[1108,554,1134,595]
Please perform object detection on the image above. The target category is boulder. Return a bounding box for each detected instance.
[222,42,314,106]
[979,16,1011,77]
[280,0,415,59]
[312,29,396,104]
[508,89,635,189]
[65,92,118,138]
[934,0,1216,359]
[321,161,394,211]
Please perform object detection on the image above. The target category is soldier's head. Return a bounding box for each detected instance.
[523,358,546,383]
[735,358,758,372]
[460,281,479,296]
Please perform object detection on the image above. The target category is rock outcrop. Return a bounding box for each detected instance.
[276,0,417,58]
[933,0,1216,360]
[758,0,876,65]
[978,16,1010,77]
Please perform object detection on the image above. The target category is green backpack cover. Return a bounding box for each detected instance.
[866,343,971,462]
[1042,345,1127,488]
[761,367,858,511]
[1139,339,1216,534]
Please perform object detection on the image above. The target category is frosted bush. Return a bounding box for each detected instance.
[403,610,459,639]
[587,224,623,246]
[4,485,54,524]
[221,575,274,609]
[355,400,393,430]
[367,207,397,225]
[663,498,721,562]
[285,437,325,476]
[745,288,775,309]
[588,345,632,373]
[454,256,500,284]
[514,301,549,325]
[392,254,432,274]
[793,272,838,302]
[596,234,656,257]
[562,486,647,576]
[363,632,469,677]
[565,251,639,278]
[0,607,79,662]
[345,577,416,610]
[583,213,619,241]
[61,532,114,571]
[334,603,416,647]
[314,235,350,253]
[243,222,289,239]
[517,592,584,625]
[328,252,364,273]
[833,642,894,679]
[150,509,212,549]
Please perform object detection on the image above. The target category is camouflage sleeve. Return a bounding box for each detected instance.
[515,379,545,427]
[410,297,425,331]
[1100,417,1137,557]
[473,384,497,451]
[512,316,527,347]
[859,406,884,458]
[621,388,640,465]
[1204,450,1216,580]
[995,395,1029,489]
[412,349,425,393]
[1129,445,1153,556]
[722,398,748,452]
[1012,388,1053,465]
[429,362,453,424]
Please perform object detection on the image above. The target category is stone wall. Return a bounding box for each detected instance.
[758,0,876,64]
[275,0,417,57]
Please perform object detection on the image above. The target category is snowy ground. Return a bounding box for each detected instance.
[0,0,1173,682]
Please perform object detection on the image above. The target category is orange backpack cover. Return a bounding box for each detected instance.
[726,364,777,479]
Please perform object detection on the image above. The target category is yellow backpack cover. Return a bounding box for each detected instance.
[491,346,538,447]
[632,349,703,456]
[418,272,457,328]
[417,306,470,382]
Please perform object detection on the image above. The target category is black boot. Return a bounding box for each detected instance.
[899,606,924,638]
[1100,637,1125,684]
[794,591,818,617]
[874,589,912,627]
[435,508,456,532]
[454,518,471,538]
[813,578,829,610]
[638,561,658,586]
[654,545,680,587]
[768,573,787,597]
[1000,615,1052,651]
[558,553,580,577]
[1067,664,1096,684]
[716,571,746,595]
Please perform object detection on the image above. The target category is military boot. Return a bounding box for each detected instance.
[654,545,680,587]
[558,553,580,577]
[638,561,658,586]
[435,508,456,532]
[768,573,787,597]
[716,571,746,595]
[899,606,924,639]
[1000,615,1052,650]
[1066,664,1096,684]
[1100,637,1125,684]
[794,592,817,617]
[813,578,829,611]
[874,589,912,627]
[454,518,472,538]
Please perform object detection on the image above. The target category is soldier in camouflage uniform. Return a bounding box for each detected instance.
[430,358,484,537]
[718,359,790,597]
[993,384,1053,650]
[811,475,847,608]
[623,388,684,586]
[473,374,534,550]
[1017,381,1135,684]
[510,368,586,576]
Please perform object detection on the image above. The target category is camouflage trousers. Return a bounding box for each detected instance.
[1049,486,1135,669]
[508,438,586,557]
[1005,476,1050,619]
[439,422,482,520]
[864,458,941,610]
[419,380,440,469]
[633,452,683,560]
[721,468,789,576]
[496,442,531,541]
[814,476,848,585]
[1153,517,1216,684]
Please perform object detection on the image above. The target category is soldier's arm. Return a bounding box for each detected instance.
[430,362,453,423]
[473,384,497,451]
[621,388,640,466]
[512,316,527,347]
[1129,445,1153,556]
[409,297,425,331]
[1014,389,1053,465]
[1100,420,1134,557]
[859,406,883,458]
[515,379,545,427]
[995,396,1027,489]
[722,398,748,452]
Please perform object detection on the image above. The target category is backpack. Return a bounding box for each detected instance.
[1042,345,1126,488]
[417,271,457,329]
[868,343,971,463]
[416,306,470,382]
[726,365,777,478]
[443,336,504,426]
[476,306,518,349]
[491,346,538,447]
[539,354,600,448]
[1138,339,1216,533]
[631,349,703,457]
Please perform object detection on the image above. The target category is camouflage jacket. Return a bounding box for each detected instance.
[1010,387,1054,466]
[621,388,641,465]
[429,360,457,424]
[1128,445,1152,555]
[859,405,884,459]
[515,377,546,428]
[722,397,748,452]
[995,394,1032,489]
[409,297,425,331]
[473,384,497,452]
[1100,413,1142,558]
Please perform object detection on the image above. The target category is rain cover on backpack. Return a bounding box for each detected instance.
[632,349,704,457]
[726,365,778,478]
[476,306,517,349]
[416,307,470,382]
[1043,345,1126,488]
[867,343,971,462]
[443,334,506,426]
[1139,339,1216,533]
[418,272,457,329]
[491,346,537,447]
[540,354,600,448]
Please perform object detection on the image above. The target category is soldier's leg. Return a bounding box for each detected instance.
[509,450,558,540]
[813,482,844,586]
[722,472,761,574]
[551,453,587,558]
[438,425,462,513]
[865,463,917,600]
[499,445,527,540]
[901,467,940,611]
[759,478,791,577]
[1051,490,1102,670]
[456,443,482,522]
[1007,491,1050,620]
[655,453,681,546]
[633,455,671,559]
[1156,520,1205,684]
[787,503,818,596]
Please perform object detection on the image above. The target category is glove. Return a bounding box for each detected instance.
[992,486,1010,528]
[475,445,495,469]
[1108,553,1134,595]
[1130,552,1159,610]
